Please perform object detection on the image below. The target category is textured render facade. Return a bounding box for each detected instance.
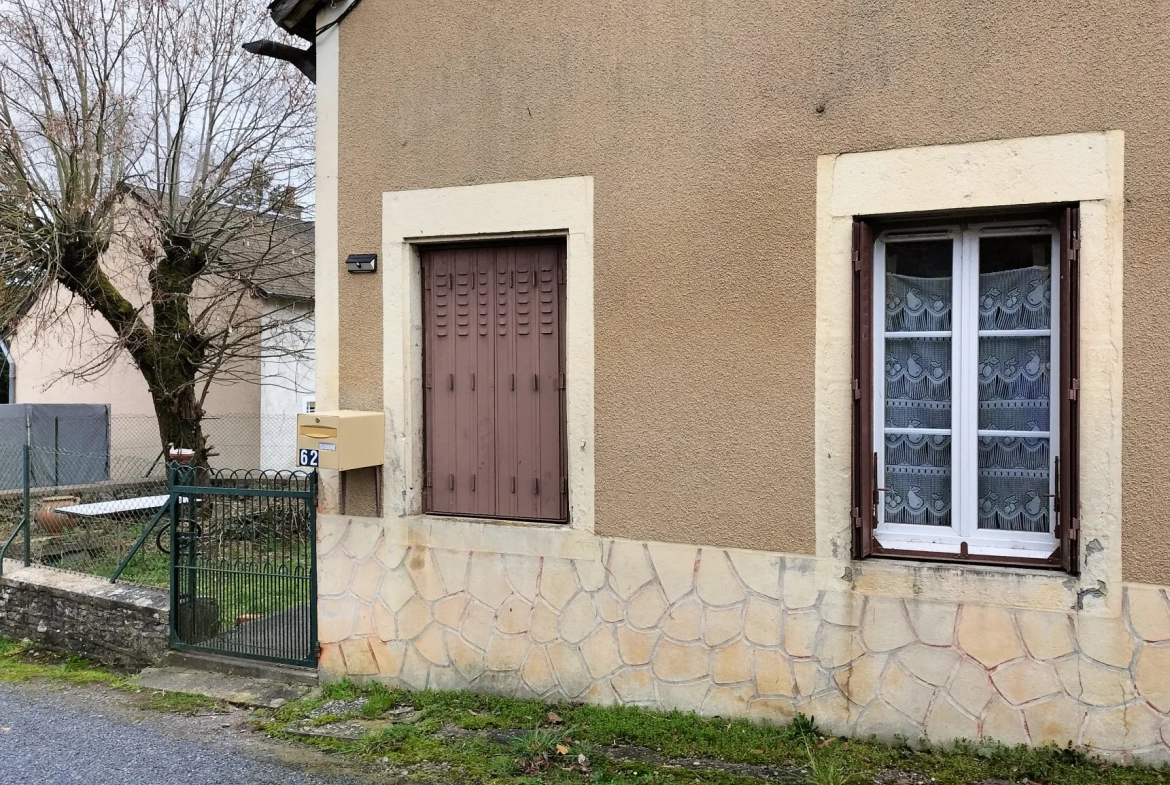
[307,0,1170,762]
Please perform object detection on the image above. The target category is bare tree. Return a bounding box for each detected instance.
[0,0,314,464]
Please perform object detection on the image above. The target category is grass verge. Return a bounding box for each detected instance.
[0,637,221,715]
[255,681,1170,785]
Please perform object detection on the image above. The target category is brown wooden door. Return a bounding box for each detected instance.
[423,241,566,522]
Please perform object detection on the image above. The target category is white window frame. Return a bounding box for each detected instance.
[873,220,1060,559]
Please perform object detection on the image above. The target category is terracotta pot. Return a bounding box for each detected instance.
[168,448,196,465]
[36,496,80,535]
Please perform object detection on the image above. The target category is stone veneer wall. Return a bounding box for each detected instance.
[318,521,1170,765]
[0,561,170,669]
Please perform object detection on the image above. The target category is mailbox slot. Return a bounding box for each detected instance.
[301,426,337,439]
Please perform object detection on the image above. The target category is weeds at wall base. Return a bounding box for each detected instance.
[254,680,1170,785]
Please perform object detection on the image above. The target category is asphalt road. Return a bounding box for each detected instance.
[0,683,364,785]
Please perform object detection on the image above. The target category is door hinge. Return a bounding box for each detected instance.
[558,372,566,390]
[852,249,862,271]
[470,473,476,492]
[1069,378,1080,401]
[534,478,540,496]
[852,379,861,400]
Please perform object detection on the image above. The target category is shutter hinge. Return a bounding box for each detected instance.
[558,265,566,285]
[561,476,568,495]
[852,249,862,271]
[850,506,861,528]
[1069,378,1080,401]
[424,373,433,390]
[558,372,566,390]
[425,470,433,488]
[1070,517,1080,540]
[852,379,861,400]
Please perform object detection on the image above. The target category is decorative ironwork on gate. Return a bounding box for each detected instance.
[168,465,317,667]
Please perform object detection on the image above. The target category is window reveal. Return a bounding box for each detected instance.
[853,211,1080,569]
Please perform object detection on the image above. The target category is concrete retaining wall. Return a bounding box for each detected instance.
[0,560,169,668]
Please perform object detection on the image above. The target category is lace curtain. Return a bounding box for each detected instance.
[883,265,1052,532]
[977,265,1051,533]
[884,272,953,527]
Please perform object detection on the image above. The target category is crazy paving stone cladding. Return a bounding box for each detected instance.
[317,519,1170,764]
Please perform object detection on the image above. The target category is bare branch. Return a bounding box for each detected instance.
[0,0,315,461]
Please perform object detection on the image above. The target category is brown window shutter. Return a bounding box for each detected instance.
[1058,206,1081,574]
[852,219,876,558]
[423,242,567,523]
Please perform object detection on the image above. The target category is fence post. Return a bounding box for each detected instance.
[22,443,30,567]
[168,462,179,645]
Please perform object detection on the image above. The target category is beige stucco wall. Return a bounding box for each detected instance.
[333,1,1170,581]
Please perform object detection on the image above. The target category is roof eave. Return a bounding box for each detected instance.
[268,0,322,41]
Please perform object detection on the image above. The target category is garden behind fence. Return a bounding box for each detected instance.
[0,413,306,588]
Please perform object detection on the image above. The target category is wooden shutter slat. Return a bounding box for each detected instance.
[852,219,876,558]
[1058,206,1081,574]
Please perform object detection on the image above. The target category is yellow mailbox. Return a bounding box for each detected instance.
[296,410,384,471]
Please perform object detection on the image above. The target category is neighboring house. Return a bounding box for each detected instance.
[257,245,317,470]
[5,190,314,472]
[280,0,1167,761]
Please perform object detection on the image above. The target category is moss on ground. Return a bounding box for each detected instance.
[0,637,222,715]
[254,681,1170,785]
[2,637,1165,784]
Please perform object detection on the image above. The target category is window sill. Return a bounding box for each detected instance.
[850,551,1081,613]
[421,513,569,530]
[870,541,1063,570]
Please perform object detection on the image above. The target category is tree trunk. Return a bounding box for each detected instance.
[151,383,209,479]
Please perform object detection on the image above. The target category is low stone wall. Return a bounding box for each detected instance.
[318,517,1170,766]
[0,560,169,668]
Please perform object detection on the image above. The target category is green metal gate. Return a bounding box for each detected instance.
[169,466,317,667]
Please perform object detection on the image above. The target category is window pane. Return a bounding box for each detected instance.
[977,335,1051,430]
[977,234,1053,533]
[977,436,1051,532]
[885,336,951,428]
[885,434,951,526]
[885,240,952,331]
[979,236,1051,330]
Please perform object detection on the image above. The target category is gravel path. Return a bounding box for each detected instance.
[0,682,367,785]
